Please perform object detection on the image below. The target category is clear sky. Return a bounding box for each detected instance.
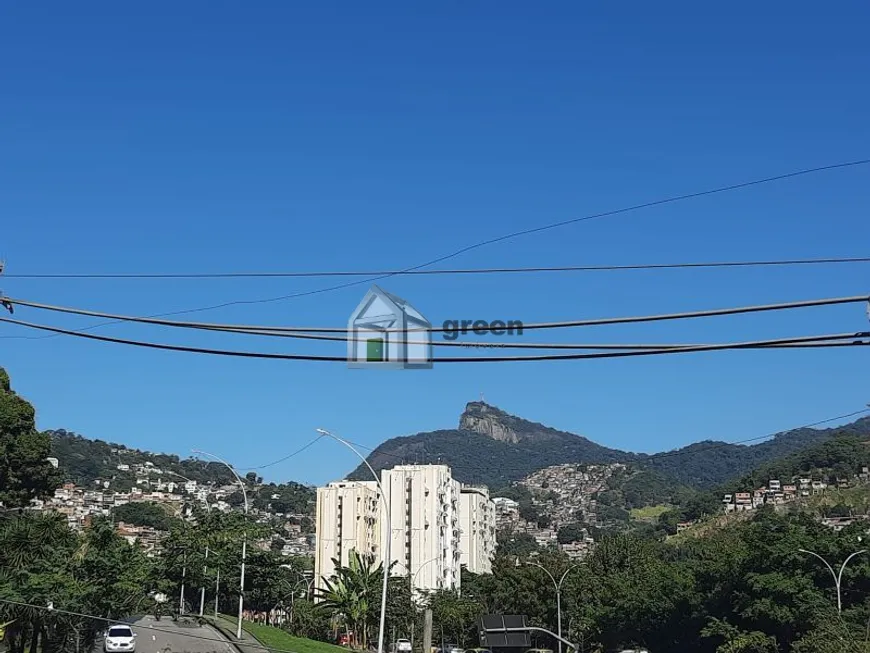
[1,2,868,486]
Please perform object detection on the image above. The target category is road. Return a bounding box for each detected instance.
[95,616,238,653]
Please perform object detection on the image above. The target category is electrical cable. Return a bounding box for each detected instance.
[5,292,869,335]
[5,255,870,279]
[1,315,867,362]
[237,436,324,471]
[110,158,870,315]
[3,159,867,336]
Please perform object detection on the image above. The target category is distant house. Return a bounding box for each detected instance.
[783,484,797,495]
[117,464,130,471]
[748,488,763,504]
[822,516,855,531]
[769,480,781,491]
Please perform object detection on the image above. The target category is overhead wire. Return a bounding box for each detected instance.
[109,158,870,316]
[5,292,869,335]
[2,158,867,342]
[1,315,867,362]
[5,255,870,279]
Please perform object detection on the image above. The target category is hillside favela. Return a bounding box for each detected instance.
[3,4,870,653]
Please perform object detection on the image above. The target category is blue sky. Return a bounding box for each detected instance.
[1,2,868,486]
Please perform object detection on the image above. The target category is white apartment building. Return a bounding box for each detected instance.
[314,480,383,593]
[315,464,496,597]
[459,486,496,575]
[381,464,463,594]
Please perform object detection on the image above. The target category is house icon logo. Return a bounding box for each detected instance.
[347,285,433,369]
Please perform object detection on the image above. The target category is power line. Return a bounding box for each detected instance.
[1,315,867,362]
[5,159,866,331]
[5,255,870,279]
[238,436,324,471]
[5,293,869,336]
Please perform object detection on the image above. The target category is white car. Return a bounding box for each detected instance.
[104,625,136,652]
[395,639,412,653]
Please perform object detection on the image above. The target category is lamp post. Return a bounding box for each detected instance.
[171,470,215,617]
[317,428,391,653]
[192,450,249,640]
[411,557,440,595]
[406,556,439,653]
[518,558,582,653]
[798,548,867,613]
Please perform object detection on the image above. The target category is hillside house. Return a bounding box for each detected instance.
[769,480,781,491]
[753,489,766,508]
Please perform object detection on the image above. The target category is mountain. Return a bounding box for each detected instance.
[348,402,632,487]
[349,401,870,490]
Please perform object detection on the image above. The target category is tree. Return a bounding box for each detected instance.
[111,502,175,531]
[428,589,481,648]
[557,523,587,544]
[496,532,539,557]
[701,618,778,653]
[316,550,385,648]
[271,537,286,552]
[0,511,155,653]
[0,368,61,508]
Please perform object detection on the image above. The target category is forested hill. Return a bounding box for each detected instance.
[349,402,870,490]
[641,416,870,487]
[723,429,870,493]
[48,428,238,487]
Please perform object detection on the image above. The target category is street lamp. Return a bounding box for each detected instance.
[798,548,867,613]
[517,558,582,653]
[316,428,391,653]
[412,556,440,590]
[192,450,249,640]
[165,469,213,618]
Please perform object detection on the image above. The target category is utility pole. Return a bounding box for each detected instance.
[422,609,432,653]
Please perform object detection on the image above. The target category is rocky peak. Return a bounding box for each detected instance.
[459,401,524,443]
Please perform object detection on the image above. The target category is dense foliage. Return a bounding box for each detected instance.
[111,501,176,531]
[0,368,61,508]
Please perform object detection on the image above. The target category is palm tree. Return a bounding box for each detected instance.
[0,511,78,653]
[317,550,385,649]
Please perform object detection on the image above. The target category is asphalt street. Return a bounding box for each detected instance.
[95,616,237,653]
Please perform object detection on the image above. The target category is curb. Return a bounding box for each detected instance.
[203,616,265,653]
